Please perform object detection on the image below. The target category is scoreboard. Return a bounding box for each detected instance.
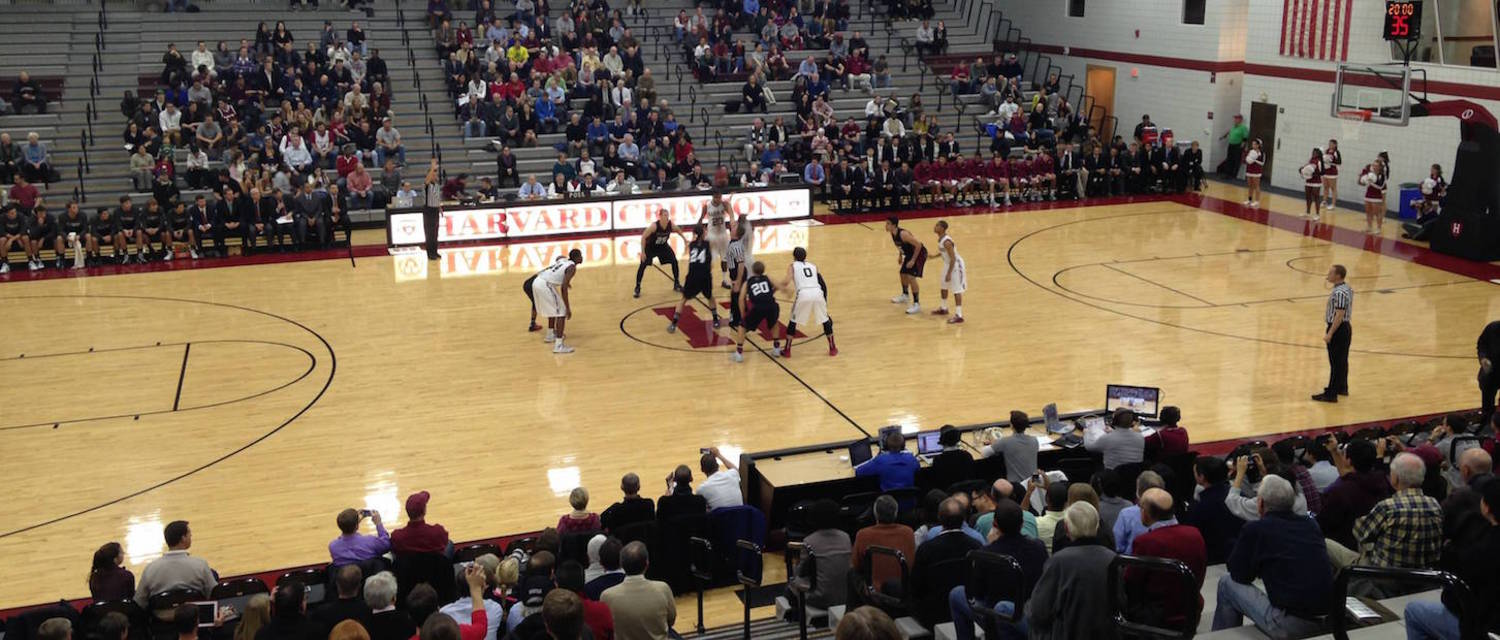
[1384,1,1422,41]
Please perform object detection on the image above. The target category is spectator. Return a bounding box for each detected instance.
[973,479,1039,539]
[913,20,935,56]
[927,425,974,491]
[1050,483,1116,553]
[697,447,744,510]
[1143,406,1188,457]
[1444,448,1495,546]
[329,508,389,567]
[855,432,919,492]
[235,595,272,640]
[311,566,374,635]
[1328,452,1443,570]
[420,567,488,640]
[910,497,981,627]
[365,572,416,640]
[1085,407,1145,469]
[517,175,547,200]
[1112,470,1165,553]
[556,487,602,535]
[1091,470,1132,534]
[1303,435,1340,490]
[134,520,217,609]
[584,538,626,600]
[257,581,321,640]
[1128,488,1207,628]
[544,572,604,640]
[376,119,406,167]
[36,619,70,640]
[741,75,768,113]
[835,606,901,640]
[787,499,851,612]
[1226,450,1308,521]
[88,542,135,602]
[981,410,1039,484]
[1317,438,1391,548]
[601,473,655,531]
[95,612,128,640]
[439,566,504,640]
[657,465,708,521]
[1031,481,1069,552]
[1404,478,1500,640]
[1211,475,1331,639]
[599,541,675,640]
[13,71,46,114]
[0,133,20,185]
[21,133,50,184]
[1025,502,1116,640]
[946,500,1048,640]
[851,495,916,597]
[390,491,450,555]
[347,164,376,211]
[1182,455,1243,564]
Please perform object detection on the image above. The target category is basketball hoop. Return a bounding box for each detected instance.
[1337,109,1372,141]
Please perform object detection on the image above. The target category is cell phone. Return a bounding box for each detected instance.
[358,509,373,518]
[193,602,218,627]
[699,447,711,455]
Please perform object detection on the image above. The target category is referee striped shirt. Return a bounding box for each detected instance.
[726,239,747,272]
[1326,282,1352,324]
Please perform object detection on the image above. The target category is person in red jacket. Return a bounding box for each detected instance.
[1145,406,1190,458]
[1128,488,1207,630]
[925,157,950,206]
[1031,151,1056,201]
[391,491,451,555]
[555,561,613,640]
[959,154,987,207]
[1008,154,1032,202]
[983,153,1009,208]
[412,566,487,640]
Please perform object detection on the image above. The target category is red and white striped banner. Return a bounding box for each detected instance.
[1280,0,1354,61]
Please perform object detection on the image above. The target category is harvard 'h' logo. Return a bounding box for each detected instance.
[1452,221,1463,237]
[651,303,805,349]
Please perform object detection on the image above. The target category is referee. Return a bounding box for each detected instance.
[1313,264,1352,403]
[1476,320,1500,426]
[422,159,442,261]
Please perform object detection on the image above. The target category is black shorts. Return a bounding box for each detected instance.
[92,230,116,242]
[682,272,714,300]
[900,246,927,277]
[743,301,780,333]
[523,274,536,301]
[643,244,675,264]
[29,232,56,246]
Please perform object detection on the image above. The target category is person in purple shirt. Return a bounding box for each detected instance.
[329,508,390,566]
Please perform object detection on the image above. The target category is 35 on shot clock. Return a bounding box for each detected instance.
[1384,1,1422,41]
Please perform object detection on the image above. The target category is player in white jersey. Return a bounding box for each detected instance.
[532,249,584,353]
[698,190,732,287]
[931,220,966,323]
[777,247,838,357]
[523,254,570,334]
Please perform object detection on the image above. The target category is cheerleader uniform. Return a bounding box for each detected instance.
[1244,149,1264,178]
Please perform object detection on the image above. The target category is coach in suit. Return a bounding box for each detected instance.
[1056,143,1082,199]
[292,182,327,250]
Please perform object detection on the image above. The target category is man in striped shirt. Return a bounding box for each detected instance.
[1313,264,1352,403]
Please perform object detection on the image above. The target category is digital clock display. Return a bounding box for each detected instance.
[1384,1,1423,41]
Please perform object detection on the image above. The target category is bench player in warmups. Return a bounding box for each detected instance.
[777,247,837,358]
[932,220,966,323]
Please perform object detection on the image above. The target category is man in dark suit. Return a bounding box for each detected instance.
[1056,143,1082,200]
[1084,146,1109,197]
[892,161,916,209]
[601,473,656,531]
[827,157,852,213]
[910,497,981,627]
[292,182,327,250]
[869,160,894,210]
[310,565,373,635]
[847,158,869,212]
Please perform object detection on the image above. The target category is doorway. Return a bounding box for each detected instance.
[1249,102,1278,181]
[1085,65,1116,143]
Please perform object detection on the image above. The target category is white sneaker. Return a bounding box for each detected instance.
[890,294,909,304]
[544,330,556,343]
[1324,202,1335,210]
[552,342,575,354]
[190,248,201,259]
[0,262,9,274]
[1249,200,1260,208]
[163,249,174,261]
[905,303,921,314]
[28,259,41,271]
[730,351,744,362]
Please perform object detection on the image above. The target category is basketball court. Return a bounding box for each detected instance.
[2,182,1496,611]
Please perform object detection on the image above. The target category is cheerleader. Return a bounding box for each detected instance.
[1243,138,1264,208]
[1418,164,1447,217]
[1359,159,1388,234]
[1300,148,1324,218]
[1321,138,1342,210]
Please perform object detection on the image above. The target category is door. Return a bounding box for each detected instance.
[1249,101,1278,180]
[1085,65,1116,143]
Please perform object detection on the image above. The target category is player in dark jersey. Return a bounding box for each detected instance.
[667,226,721,332]
[25,205,56,271]
[88,206,120,266]
[0,205,27,274]
[139,199,169,261]
[114,197,146,264]
[885,216,927,314]
[55,201,90,269]
[731,261,783,363]
[633,208,687,298]
[167,199,199,260]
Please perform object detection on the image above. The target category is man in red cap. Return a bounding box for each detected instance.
[391,491,451,555]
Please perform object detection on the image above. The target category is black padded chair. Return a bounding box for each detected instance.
[1331,566,1472,640]
[559,530,602,567]
[209,578,269,622]
[146,588,204,640]
[78,600,147,640]
[964,550,1027,639]
[452,543,501,564]
[1106,554,1200,639]
[393,553,456,605]
[276,568,328,606]
[857,546,913,620]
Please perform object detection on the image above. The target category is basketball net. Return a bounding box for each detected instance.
[1337,109,1372,142]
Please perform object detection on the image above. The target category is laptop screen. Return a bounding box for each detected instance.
[848,439,873,467]
[915,431,944,455]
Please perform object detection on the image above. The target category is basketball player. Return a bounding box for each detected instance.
[115,197,147,264]
[1008,152,1032,203]
[88,206,122,266]
[534,248,585,353]
[0,205,27,273]
[634,208,687,298]
[667,226,721,333]
[140,199,170,260]
[778,247,837,357]
[885,216,927,314]
[985,153,1009,208]
[55,202,89,270]
[932,220,966,323]
[24,205,55,271]
[167,199,200,260]
[523,254,568,333]
[697,190,732,288]
[732,261,782,362]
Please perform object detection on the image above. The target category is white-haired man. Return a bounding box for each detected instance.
[1026,502,1115,640]
[1327,452,1442,570]
[1211,475,1332,639]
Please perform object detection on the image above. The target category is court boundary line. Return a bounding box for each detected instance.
[172,343,191,411]
[0,296,337,540]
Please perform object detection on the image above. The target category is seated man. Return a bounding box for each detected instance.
[329,507,389,567]
[134,521,217,611]
[1404,478,1500,640]
[948,500,1048,640]
[310,565,374,635]
[390,491,450,556]
[697,447,743,510]
[13,71,47,114]
[1328,452,1442,572]
[785,499,851,611]
[1128,489,1207,629]
[910,497,982,627]
[855,432,918,492]
[1025,502,1116,640]
[599,542,676,640]
[1211,475,1332,639]
[600,473,656,531]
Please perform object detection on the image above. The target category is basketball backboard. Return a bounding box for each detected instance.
[1331,62,1425,126]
